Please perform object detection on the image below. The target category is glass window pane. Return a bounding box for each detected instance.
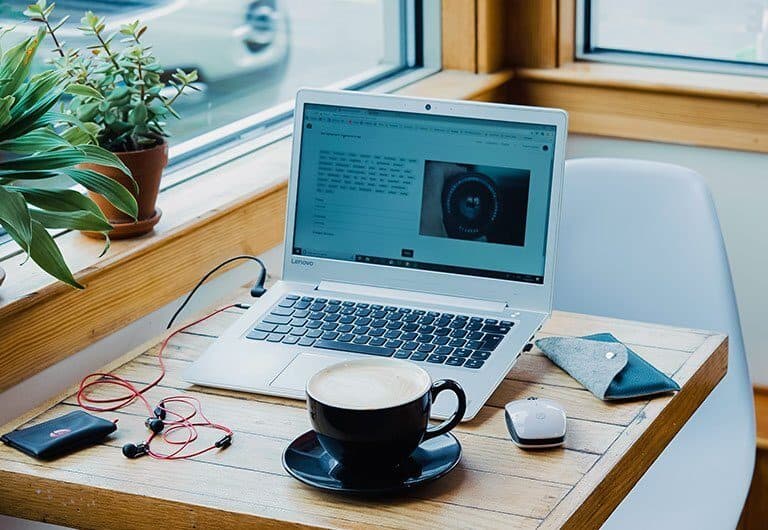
[0,0,412,245]
[589,0,768,65]
[3,0,405,145]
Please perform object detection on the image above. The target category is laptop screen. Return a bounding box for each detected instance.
[292,103,557,284]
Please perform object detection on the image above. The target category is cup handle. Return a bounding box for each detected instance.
[423,379,467,441]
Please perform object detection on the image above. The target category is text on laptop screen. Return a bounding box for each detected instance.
[292,103,557,284]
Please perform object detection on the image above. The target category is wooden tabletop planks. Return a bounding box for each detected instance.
[0,304,727,530]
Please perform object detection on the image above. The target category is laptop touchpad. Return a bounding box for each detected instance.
[270,353,346,393]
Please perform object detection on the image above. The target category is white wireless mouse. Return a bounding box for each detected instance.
[504,397,567,449]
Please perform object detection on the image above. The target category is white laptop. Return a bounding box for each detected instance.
[185,89,568,421]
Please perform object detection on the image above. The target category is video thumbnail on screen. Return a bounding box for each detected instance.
[419,160,531,246]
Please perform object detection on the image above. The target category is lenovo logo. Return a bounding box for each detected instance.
[291,258,315,267]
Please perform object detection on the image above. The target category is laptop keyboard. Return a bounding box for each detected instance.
[245,295,515,370]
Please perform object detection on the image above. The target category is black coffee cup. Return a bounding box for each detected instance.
[306,358,467,469]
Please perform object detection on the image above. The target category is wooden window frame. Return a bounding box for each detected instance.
[503,0,768,153]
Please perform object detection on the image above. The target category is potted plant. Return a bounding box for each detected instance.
[0,27,138,288]
[27,1,199,238]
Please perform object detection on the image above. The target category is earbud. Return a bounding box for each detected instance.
[215,434,233,449]
[122,442,149,459]
[145,417,165,434]
[250,284,267,298]
[153,404,166,420]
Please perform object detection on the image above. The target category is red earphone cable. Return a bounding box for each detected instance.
[76,305,236,459]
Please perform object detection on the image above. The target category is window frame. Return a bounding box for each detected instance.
[575,0,768,78]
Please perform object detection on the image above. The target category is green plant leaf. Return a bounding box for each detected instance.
[30,208,112,232]
[61,168,138,219]
[0,186,32,254]
[60,124,99,146]
[27,218,83,288]
[0,28,46,99]
[128,103,147,125]
[0,95,14,128]
[9,186,106,218]
[0,145,131,177]
[77,144,133,178]
[166,105,181,120]
[99,232,111,257]
[106,85,129,101]
[76,101,99,121]
[0,72,65,141]
[9,69,63,120]
[0,148,87,170]
[0,169,58,180]
[40,110,94,134]
[51,15,71,33]
[65,83,104,100]
[0,127,72,153]
[23,4,43,17]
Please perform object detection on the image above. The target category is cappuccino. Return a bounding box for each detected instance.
[307,359,431,410]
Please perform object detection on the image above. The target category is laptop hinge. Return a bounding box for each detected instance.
[316,281,508,314]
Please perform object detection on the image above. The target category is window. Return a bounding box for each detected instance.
[578,0,768,75]
[4,0,438,165]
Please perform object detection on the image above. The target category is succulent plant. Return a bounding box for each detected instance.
[26,0,199,152]
[0,26,137,288]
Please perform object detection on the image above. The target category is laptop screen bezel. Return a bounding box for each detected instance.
[282,89,568,314]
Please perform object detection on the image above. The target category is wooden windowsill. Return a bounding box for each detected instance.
[0,69,515,394]
[515,62,768,103]
[510,62,768,153]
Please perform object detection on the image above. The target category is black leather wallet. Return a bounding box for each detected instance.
[1,410,117,460]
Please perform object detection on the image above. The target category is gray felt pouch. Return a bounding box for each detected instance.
[535,333,680,400]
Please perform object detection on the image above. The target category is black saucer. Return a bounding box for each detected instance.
[282,430,462,494]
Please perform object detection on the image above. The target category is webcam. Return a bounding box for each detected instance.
[424,103,432,111]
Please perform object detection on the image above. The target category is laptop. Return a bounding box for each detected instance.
[184,89,568,421]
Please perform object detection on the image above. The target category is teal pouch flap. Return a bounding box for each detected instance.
[535,333,680,401]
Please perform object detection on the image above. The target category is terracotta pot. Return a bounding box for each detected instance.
[80,140,168,239]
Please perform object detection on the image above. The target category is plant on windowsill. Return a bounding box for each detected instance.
[27,1,199,238]
[0,27,137,289]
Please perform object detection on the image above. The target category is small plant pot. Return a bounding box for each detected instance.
[80,140,168,239]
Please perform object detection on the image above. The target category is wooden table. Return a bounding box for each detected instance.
[0,295,727,529]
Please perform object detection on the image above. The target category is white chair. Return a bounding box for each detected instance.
[555,158,755,529]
